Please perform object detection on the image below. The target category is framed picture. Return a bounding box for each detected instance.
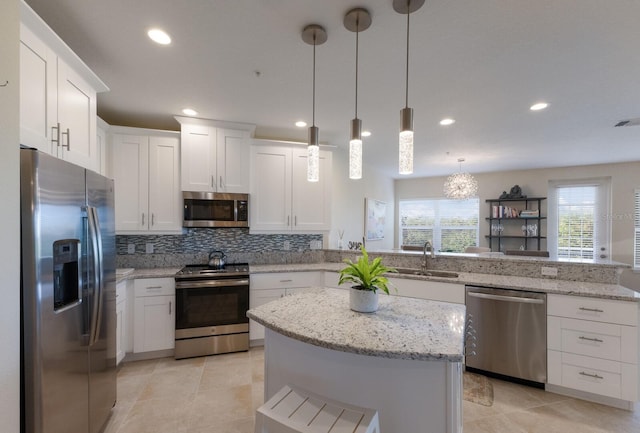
[365,198,386,241]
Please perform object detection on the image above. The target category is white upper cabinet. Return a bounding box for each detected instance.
[19,2,108,171]
[177,117,253,193]
[111,127,181,234]
[250,142,332,232]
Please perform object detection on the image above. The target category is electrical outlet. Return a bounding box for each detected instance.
[309,240,322,250]
[541,266,558,277]
[127,244,135,254]
[145,243,154,254]
[283,241,290,251]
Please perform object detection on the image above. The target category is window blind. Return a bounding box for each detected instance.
[556,185,596,259]
[634,189,640,269]
[399,198,479,253]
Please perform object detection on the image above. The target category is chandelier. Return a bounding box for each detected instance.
[444,158,478,199]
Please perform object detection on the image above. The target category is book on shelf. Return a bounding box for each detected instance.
[492,205,522,218]
[520,209,539,218]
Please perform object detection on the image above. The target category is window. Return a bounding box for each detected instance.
[548,178,611,260]
[634,189,640,269]
[399,198,479,253]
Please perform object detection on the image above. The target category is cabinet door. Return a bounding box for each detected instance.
[116,298,125,365]
[133,295,175,353]
[148,136,181,232]
[291,148,332,231]
[249,288,285,341]
[57,58,98,171]
[112,134,149,232]
[180,124,216,192]
[217,128,250,193]
[19,24,57,154]
[250,145,292,230]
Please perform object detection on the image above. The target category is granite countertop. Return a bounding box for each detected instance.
[251,263,640,302]
[247,287,466,362]
[116,267,181,283]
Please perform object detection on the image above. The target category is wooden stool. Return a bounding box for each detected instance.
[254,384,380,433]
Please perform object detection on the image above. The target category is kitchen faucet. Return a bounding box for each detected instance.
[423,241,435,272]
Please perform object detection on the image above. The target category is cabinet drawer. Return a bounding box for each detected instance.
[548,294,638,326]
[548,316,637,363]
[251,272,323,290]
[116,281,127,303]
[134,278,175,297]
[250,288,285,308]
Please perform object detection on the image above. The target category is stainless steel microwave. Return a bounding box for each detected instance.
[182,192,249,228]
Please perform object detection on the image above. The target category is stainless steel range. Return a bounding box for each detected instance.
[174,263,250,359]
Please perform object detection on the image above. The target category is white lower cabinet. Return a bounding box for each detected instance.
[115,281,127,365]
[133,278,175,353]
[547,294,639,405]
[250,272,323,342]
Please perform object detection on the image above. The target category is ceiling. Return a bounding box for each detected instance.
[24,0,640,179]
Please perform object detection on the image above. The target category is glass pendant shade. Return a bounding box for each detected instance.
[444,159,478,199]
[399,107,414,175]
[349,118,363,179]
[307,125,320,182]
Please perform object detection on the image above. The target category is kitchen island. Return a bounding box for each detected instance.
[247,288,466,433]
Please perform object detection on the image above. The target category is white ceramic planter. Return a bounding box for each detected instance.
[349,287,379,313]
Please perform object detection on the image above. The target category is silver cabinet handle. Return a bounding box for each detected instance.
[146,286,163,290]
[294,216,297,226]
[579,336,604,343]
[151,213,155,226]
[220,175,224,190]
[467,291,545,304]
[51,123,60,147]
[579,307,604,313]
[279,279,293,283]
[211,175,215,189]
[579,371,603,380]
[169,301,172,315]
[287,216,290,226]
[61,128,70,150]
[142,213,145,226]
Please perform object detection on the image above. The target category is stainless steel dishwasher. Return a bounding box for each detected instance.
[465,285,547,386]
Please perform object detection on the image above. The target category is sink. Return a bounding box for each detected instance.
[393,268,459,278]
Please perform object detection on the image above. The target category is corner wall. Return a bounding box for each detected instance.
[330,146,395,251]
[395,161,640,291]
[0,1,22,431]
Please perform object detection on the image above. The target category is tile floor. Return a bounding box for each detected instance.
[104,348,640,433]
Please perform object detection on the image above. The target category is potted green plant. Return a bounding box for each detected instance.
[339,247,397,313]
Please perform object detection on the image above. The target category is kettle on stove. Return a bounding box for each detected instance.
[208,250,226,269]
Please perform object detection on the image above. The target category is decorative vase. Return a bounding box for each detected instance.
[349,287,379,313]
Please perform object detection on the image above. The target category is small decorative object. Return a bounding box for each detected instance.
[339,247,396,313]
[337,229,345,250]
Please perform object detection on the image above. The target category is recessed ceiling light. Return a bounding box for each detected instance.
[361,130,371,137]
[148,28,171,45]
[439,118,455,126]
[295,121,307,128]
[530,102,549,111]
[182,108,198,116]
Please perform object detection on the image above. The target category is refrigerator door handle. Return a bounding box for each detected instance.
[87,206,104,346]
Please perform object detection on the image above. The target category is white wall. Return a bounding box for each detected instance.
[330,147,395,251]
[395,161,640,290]
[0,1,22,431]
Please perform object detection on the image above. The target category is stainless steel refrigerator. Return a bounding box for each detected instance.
[20,148,116,433]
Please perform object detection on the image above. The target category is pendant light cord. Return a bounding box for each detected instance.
[405,2,410,109]
[355,18,359,118]
[312,36,316,127]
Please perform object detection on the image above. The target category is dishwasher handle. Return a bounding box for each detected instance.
[467,291,544,305]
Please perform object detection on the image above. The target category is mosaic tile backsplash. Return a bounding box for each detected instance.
[116,228,323,267]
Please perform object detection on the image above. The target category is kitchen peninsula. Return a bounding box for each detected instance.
[247,288,466,433]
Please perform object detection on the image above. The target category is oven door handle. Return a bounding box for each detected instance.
[175,279,249,289]
[467,291,544,304]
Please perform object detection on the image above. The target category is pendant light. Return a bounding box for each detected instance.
[344,8,371,180]
[302,24,327,182]
[394,0,424,175]
[444,158,479,199]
